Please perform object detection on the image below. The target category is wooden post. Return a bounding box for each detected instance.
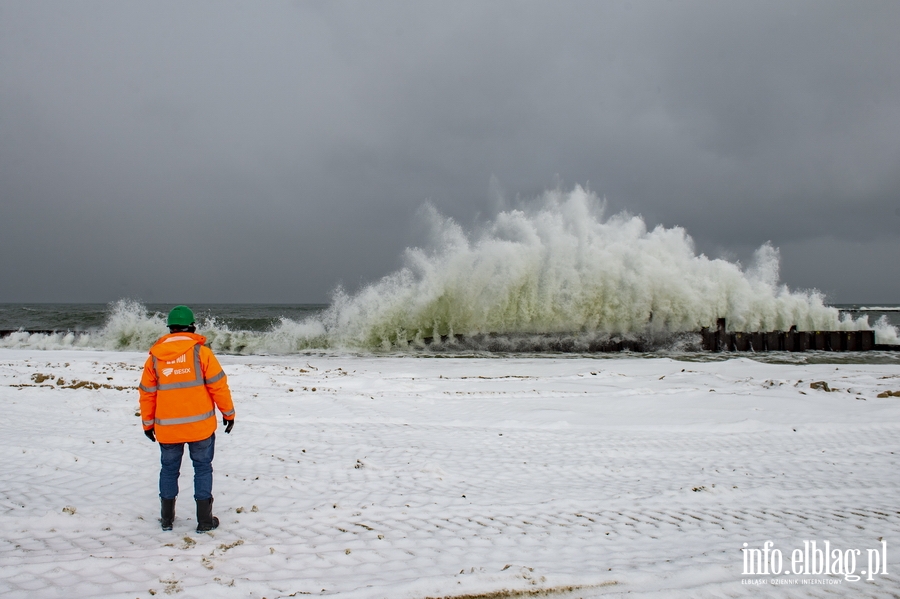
[716,318,727,352]
[860,330,875,351]
[829,332,843,351]
[750,332,764,351]
[812,331,825,350]
[785,329,796,352]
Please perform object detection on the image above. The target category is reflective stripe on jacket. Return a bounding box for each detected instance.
[139,332,235,444]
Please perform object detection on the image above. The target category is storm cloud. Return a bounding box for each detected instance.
[2,1,898,303]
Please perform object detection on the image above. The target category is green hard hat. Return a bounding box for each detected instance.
[167,305,195,327]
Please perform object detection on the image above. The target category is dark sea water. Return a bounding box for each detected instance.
[0,303,328,333]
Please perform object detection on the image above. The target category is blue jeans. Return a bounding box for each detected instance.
[159,434,215,501]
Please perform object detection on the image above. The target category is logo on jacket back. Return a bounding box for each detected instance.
[162,367,191,377]
[162,354,189,377]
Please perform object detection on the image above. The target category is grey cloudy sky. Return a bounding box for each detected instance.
[2,1,898,304]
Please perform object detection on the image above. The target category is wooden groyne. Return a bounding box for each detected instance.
[1,324,897,352]
[701,318,896,352]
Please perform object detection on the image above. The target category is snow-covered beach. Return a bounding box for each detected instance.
[1,350,899,598]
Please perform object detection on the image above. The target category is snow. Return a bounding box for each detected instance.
[1,349,899,598]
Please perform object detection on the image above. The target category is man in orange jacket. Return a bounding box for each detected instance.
[140,305,235,532]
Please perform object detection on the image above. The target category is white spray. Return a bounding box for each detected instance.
[323,186,878,348]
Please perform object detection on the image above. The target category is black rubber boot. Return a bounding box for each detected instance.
[195,497,219,532]
[160,498,175,531]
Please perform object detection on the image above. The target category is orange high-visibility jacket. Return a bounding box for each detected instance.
[139,333,235,444]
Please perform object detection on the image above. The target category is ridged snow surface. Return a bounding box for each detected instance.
[1,349,899,597]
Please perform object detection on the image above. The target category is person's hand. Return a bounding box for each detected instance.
[144,427,156,442]
[223,417,234,434]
